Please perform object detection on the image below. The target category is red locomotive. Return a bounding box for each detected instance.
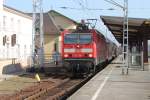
[61,22,117,76]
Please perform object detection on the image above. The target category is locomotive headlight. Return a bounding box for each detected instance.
[77,45,80,48]
[88,54,93,57]
[64,54,69,58]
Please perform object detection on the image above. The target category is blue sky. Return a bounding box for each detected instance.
[5,0,150,44]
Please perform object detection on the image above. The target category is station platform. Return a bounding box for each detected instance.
[68,56,150,100]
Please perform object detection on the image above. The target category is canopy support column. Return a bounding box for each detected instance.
[143,38,148,63]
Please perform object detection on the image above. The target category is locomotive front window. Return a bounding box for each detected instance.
[64,33,92,44]
[64,34,78,43]
[79,34,92,44]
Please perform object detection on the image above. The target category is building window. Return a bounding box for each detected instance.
[17,19,21,33]
[3,35,7,46]
[11,34,16,47]
[3,16,6,30]
[11,18,14,32]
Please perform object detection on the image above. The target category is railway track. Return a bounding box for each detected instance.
[0,60,110,100]
[37,74,93,100]
[0,73,93,100]
[0,74,69,100]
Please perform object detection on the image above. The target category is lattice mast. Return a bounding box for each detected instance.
[32,0,44,67]
[122,0,128,74]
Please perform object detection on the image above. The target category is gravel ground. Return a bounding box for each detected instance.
[0,73,48,94]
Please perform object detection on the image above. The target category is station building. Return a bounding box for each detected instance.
[0,0,77,74]
[0,1,32,74]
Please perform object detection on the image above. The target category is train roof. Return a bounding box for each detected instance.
[95,29,116,45]
[63,27,116,46]
[95,29,105,38]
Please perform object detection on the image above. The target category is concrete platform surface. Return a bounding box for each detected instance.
[68,56,150,100]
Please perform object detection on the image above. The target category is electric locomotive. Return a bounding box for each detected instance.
[61,22,116,76]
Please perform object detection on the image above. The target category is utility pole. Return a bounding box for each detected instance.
[104,0,129,74]
[32,0,44,67]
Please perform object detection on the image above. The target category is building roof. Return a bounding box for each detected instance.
[43,13,59,35]
[46,10,78,33]
[101,16,150,43]
[3,5,32,19]
[28,10,78,35]
[3,5,78,35]
[48,10,77,25]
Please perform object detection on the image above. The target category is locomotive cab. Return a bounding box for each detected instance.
[62,31,95,76]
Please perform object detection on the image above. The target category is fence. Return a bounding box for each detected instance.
[128,52,144,70]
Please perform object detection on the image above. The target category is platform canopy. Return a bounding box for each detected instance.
[101,16,150,43]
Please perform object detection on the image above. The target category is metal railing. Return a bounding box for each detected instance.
[128,51,144,70]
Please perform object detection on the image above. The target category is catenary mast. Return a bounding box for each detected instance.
[32,0,44,67]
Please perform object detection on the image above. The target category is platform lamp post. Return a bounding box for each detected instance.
[104,0,129,75]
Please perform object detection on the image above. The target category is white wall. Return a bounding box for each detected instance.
[0,0,3,9]
[0,6,32,62]
[0,0,3,58]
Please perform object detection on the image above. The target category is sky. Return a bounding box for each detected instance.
[4,0,150,44]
